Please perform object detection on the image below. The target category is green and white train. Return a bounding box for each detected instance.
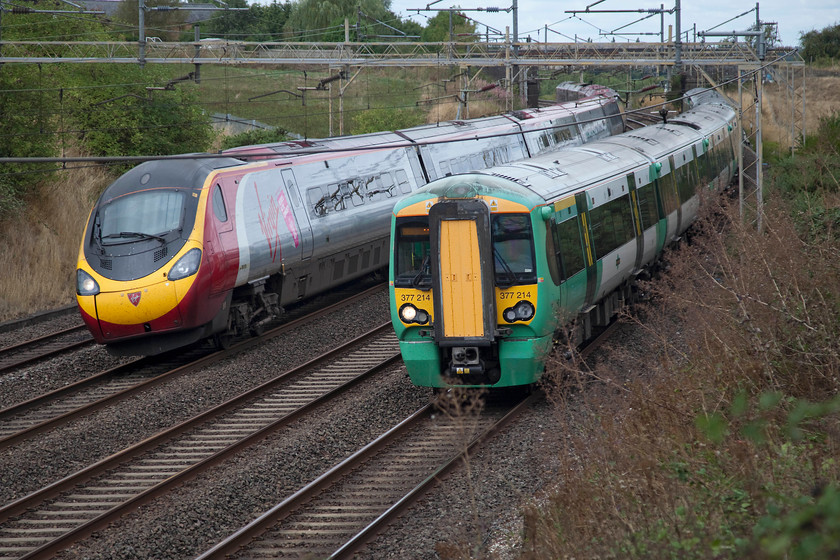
[389,88,738,389]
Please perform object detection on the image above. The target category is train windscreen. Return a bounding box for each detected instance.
[393,218,431,289]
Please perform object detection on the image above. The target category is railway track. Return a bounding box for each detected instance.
[197,392,537,559]
[0,284,386,452]
[0,325,92,375]
[0,320,400,560]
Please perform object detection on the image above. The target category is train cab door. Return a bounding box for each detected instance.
[208,182,237,295]
[429,199,496,348]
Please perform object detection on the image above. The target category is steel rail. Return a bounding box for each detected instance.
[0,325,92,375]
[195,392,538,559]
[0,283,386,452]
[0,323,399,560]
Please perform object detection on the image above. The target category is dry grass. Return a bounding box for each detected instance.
[525,193,840,558]
[739,67,840,151]
[0,160,115,321]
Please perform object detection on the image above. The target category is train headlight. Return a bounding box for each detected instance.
[399,304,429,325]
[168,248,202,281]
[503,301,535,323]
[76,269,100,296]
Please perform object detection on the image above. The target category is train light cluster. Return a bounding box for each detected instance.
[399,303,429,325]
[502,300,535,323]
[76,269,100,296]
[167,248,202,281]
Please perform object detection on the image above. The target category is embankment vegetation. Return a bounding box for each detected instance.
[523,112,840,559]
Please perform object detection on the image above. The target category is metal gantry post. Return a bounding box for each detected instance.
[755,70,763,233]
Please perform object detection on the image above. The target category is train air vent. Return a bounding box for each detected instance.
[100,258,112,270]
[154,246,169,262]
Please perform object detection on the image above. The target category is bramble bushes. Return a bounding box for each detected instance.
[527,117,840,558]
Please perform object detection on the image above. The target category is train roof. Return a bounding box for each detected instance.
[222,91,619,162]
[100,157,244,201]
[396,140,651,212]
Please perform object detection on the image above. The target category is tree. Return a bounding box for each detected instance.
[113,0,188,41]
[202,0,293,41]
[420,9,477,42]
[800,23,840,63]
[283,0,393,41]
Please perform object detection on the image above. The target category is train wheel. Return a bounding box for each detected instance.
[214,332,235,350]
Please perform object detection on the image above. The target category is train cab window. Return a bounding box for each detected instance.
[393,218,431,289]
[552,215,586,282]
[492,214,537,287]
[100,189,185,242]
[212,184,228,222]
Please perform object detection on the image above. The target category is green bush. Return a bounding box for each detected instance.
[219,127,290,150]
[351,107,425,134]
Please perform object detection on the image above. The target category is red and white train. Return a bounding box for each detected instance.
[75,85,625,355]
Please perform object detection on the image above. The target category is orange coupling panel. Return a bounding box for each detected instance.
[439,219,485,338]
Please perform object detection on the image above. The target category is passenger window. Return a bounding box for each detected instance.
[636,184,660,230]
[553,216,585,281]
[588,195,635,259]
[395,169,411,194]
[307,186,326,217]
[212,184,227,222]
[658,172,679,215]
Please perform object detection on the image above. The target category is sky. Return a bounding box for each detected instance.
[386,0,837,46]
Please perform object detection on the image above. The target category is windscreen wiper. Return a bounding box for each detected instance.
[493,248,517,289]
[411,254,432,291]
[101,231,166,244]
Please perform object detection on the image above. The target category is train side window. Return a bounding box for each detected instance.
[675,157,697,203]
[307,186,326,217]
[286,181,301,207]
[588,194,635,259]
[395,169,411,194]
[552,215,585,282]
[351,178,366,207]
[636,184,659,230]
[212,184,227,222]
[658,172,679,215]
[380,173,397,196]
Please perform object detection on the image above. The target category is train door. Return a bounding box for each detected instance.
[656,157,680,243]
[279,168,313,300]
[576,191,599,310]
[429,199,495,347]
[280,169,313,260]
[549,195,588,319]
[674,147,700,233]
[208,181,238,295]
[627,170,661,269]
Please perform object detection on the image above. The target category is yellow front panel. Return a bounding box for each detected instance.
[439,220,484,338]
[95,280,181,325]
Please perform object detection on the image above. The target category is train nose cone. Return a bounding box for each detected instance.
[94,280,183,340]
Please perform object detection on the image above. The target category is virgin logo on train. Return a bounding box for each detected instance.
[128,292,141,306]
